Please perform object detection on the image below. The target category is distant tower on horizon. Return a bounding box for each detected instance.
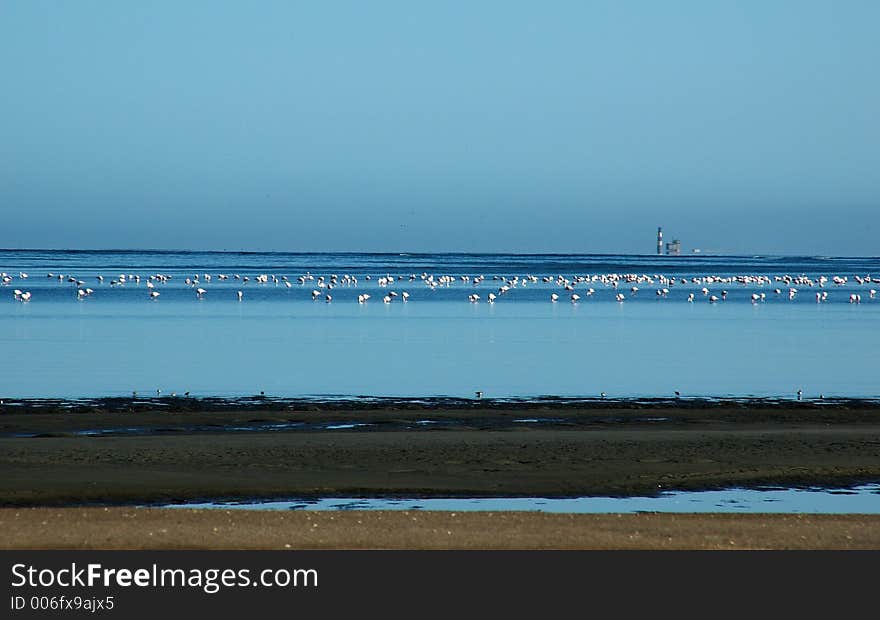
[657,227,663,255]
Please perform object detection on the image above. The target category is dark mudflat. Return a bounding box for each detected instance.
[1,401,879,506]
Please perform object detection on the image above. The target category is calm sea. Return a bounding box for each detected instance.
[1,249,879,400]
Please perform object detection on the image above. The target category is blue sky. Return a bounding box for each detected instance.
[1,1,877,255]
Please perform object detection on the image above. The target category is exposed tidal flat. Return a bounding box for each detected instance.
[2,398,880,549]
[2,397,880,548]
[1,397,878,502]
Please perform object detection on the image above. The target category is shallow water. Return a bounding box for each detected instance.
[161,484,880,515]
[2,250,879,399]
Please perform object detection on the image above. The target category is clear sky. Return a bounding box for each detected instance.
[1,1,877,255]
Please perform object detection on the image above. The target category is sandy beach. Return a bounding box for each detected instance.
[4,508,880,550]
[2,400,880,549]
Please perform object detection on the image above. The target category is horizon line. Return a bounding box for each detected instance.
[0,247,878,260]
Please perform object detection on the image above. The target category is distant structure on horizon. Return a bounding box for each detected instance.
[656,227,681,256]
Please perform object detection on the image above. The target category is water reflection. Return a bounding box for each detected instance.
[164,483,880,514]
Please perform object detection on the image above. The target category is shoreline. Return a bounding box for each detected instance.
[3,394,878,412]
[4,396,880,432]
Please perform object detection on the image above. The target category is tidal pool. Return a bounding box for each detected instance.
[162,483,880,514]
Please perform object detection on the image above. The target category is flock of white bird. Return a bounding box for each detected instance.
[2,269,879,305]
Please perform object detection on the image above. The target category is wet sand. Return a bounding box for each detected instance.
[2,400,879,548]
[2,401,880,505]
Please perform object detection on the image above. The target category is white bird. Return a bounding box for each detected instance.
[196,288,207,298]
[687,293,695,302]
[550,293,559,303]
[149,291,160,299]
[571,294,580,303]
[402,292,410,302]
[488,293,497,303]
[237,291,243,301]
